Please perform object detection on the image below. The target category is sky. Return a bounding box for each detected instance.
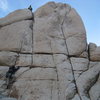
[0,0,100,46]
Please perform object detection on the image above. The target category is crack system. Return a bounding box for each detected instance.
[60,8,83,100]
[50,40,60,100]
[0,7,100,100]
[0,34,25,97]
[9,11,35,86]
[14,39,23,67]
[6,11,35,94]
[30,12,34,68]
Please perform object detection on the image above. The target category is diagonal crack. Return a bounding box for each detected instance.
[60,8,83,100]
[76,64,100,100]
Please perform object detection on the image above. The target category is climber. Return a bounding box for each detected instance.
[28,5,34,22]
[5,66,20,89]
[6,66,20,79]
[28,5,32,11]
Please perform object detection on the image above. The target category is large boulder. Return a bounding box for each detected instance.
[89,43,100,61]
[0,51,18,66]
[89,75,100,100]
[0,9,32,27]
[76,63,100,100]
[63,8,87,56]
[33,2,87,56]
[0,2,100,100]
[0,20,32,53]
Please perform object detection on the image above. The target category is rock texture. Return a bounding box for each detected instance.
[89,43,100,61]
[0,51,18,66]
[0,2,100,100]
[0,20,32,53]
[0,9,32,27]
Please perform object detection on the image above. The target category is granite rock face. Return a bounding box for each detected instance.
[0,9,32,27]
[0,51,18,66]
[0,2,100,100]
[0,20,32,53]
[33,2,87,56]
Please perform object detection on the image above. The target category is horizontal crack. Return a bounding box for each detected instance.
[0,19,33,28]
[0,50,90,59]
[30,66,56,68]
[17,79,57,81]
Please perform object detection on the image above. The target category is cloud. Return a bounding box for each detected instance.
[0,0,9,11]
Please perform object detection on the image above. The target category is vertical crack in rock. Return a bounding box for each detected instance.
[31,12,34,68]
[14,39,23,66]
[51,81,53,100]
[88,44,91,61]
[60,8,82,100]
[8,38,26,96]
[50,41,59,100]
[7,39,24,97]
[30,11,34,68]
[8,11,34,92]
[0,3,100,100]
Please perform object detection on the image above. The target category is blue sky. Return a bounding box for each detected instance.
[0,0,100,46]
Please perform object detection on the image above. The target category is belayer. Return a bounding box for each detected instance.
[6,66,20,79]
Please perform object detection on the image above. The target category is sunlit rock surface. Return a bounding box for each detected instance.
[0,2,100,100]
